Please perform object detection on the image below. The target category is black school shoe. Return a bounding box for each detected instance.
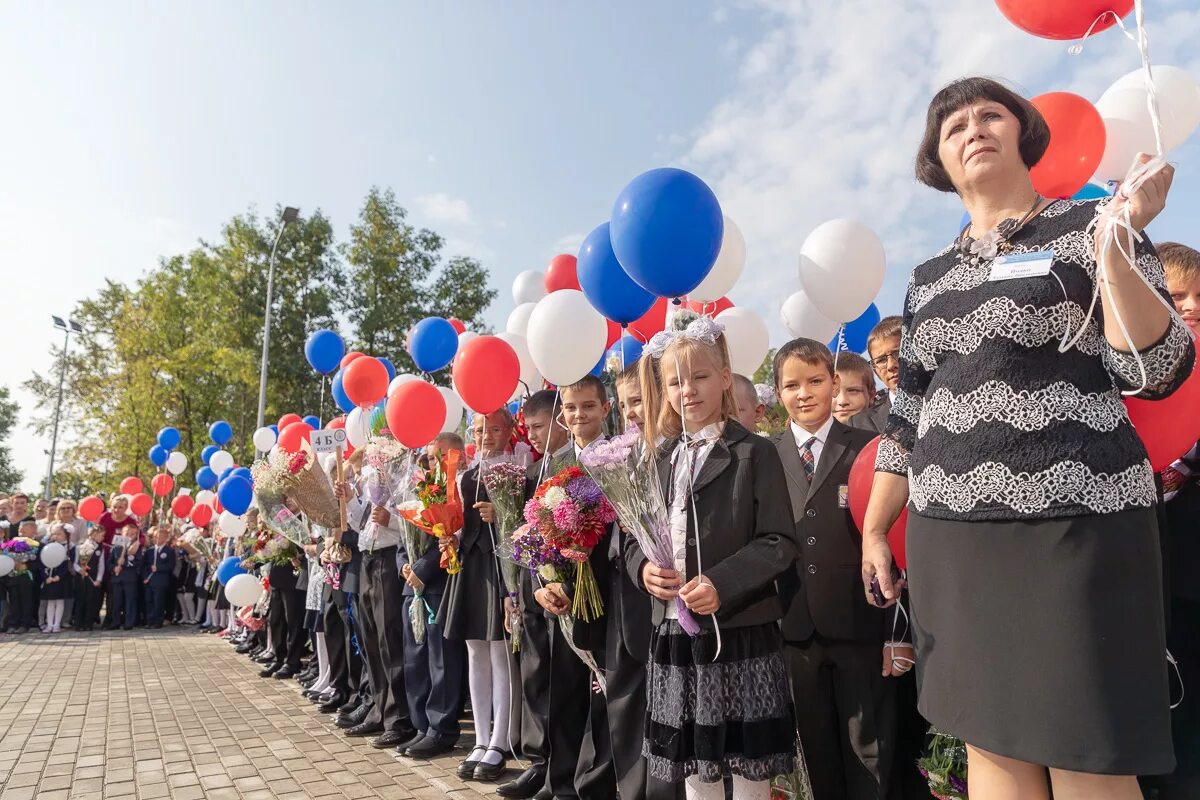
[473,748,510,782]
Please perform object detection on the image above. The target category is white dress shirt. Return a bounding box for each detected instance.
[789,416,834,473]
[666,422,724,619]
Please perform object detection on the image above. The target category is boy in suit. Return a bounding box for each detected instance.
[772,338,913,800]
[851,316,902,435]
[833,353,877,426]
[142,525,177,628]
[732,373,767,433]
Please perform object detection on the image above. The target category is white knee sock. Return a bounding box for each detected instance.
[177,594,192,623]
[465,639,494,753]
[486,641,511,753]
[310,633,331,694]
[47,600,64,631]
[730,777,771,800]
[685,776,725,800]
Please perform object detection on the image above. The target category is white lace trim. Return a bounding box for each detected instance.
[875,435,909,474]
[909,296,1104,371]
[917,380,1128,437]
[909,459,1157,516]
[1104,318,1194,396]
[891,387,923,425]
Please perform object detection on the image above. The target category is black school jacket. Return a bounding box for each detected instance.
[625,419,799,630]
[774,419,892,643]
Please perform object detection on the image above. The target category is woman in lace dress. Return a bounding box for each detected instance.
[861,77,1192,799]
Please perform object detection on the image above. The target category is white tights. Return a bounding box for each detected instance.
[465,639,510,764]
[177,593,195,623]
[684,776,771,800]
[308,633,331,694]
[45,600,64,631]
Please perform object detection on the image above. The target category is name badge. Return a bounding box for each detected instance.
[989,250,1054,282]
[837,485,849,509]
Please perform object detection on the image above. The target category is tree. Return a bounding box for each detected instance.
[0,386,22,491]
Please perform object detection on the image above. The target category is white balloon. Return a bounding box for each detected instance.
[799,220,885,323]
[346,406,372,449]
[512,270,547,306]
[439,386,464,433]
[166,451,188,476]
[716,307,770,377]
[506,303,537,337]
[458,331,479,353]
[225,573,264,607]
[252,426,277,452]
[209,449,235,474]
[219,511,247,537]
[690,216,745,303]
[388,373,419,398]
[781,291,840,342]
[194,490,215,507]
[1101,65,1200,153]
[526,290,608,386]
[40,542,67,569]
[320,453,337,473]
[497,332,539,390]
[0,554,12,578]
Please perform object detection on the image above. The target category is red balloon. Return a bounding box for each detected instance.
[78,495,105,523]
[343,356,390,407]
[1125,339,1200,472]
[151,473,174,498]
[465,443,477,460]
[190,503,214,527]
[454,336,521,414]
[605,319,622,349]
[544,254,580,293]
[119,476,144,496]
[130,493,153,517]
[385,380,446,449]
[628,297,670,343]
[340,351,366,368]
[685,296,735,316]
[213,495,224,514]
[1030,92,1106,199]
[449,318,466,335]
[278,420,316,454]
[328,415,346,430]
[171,495,195,519]
[847,436,907,570]
[995,0,1132,40]
[277,413,303,431]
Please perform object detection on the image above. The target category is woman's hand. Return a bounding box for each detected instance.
[882,643,915,678]
[473,501,496,524]
[642,563,682,601]
[679,576,720,615]
[861,533,898,608]
[535,583,571,616]
[370,506,391,526]
[1124,154,1175,232]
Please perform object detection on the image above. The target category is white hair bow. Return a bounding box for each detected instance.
[643,316,725,360]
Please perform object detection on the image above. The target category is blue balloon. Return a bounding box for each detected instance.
[607,335,644,370]
[208,420,233,446]
[218,476,253,516]
[577,222,657,324]
[507,401,520,416]
[149,444,168,467]
[829,304,881,354]
[303,415,321,429]
[589,353,606,377]
[201,445,219,465]
[1072,183,1112,200]
[958,210,970,234]
[378,357,397,382]
[157,426,181,451]
[216,556,246,586]
[331,370,354,413]
[269,424,279,436]
[609,168,724,299]
[218,466,237,484]
[305,329,345,375]
[408,317,459,373]
[195,466,218,490]
[231,467,253,484]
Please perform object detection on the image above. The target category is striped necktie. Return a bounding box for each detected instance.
[800,437,816,483]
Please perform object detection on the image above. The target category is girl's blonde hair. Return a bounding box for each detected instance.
[638,333,739,449]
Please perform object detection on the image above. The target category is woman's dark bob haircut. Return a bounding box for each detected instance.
[915,77,1051,193]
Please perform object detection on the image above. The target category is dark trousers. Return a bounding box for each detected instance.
[402,593,464,738]
[518,587,551,768]
[358,547,414,735]
[5,577,34,629]
[73,577,102,628]
[786,637,897,800]
[547,617,615,799]
[112,580,139,629]
[605,633,674,800]
[146,579,171,625]
[267,587,305,669]
[103,580,118,628]
[323,595,352,697]
[1141,597,1200,799]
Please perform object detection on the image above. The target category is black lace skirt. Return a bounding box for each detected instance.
[644,619,797,784]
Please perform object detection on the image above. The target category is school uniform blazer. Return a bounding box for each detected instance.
[396,531,446,597]
[141,546,176,586]
[773,419,890,643]
[848,393,890,435]
[109,545,142,584]
[625,419,800,630]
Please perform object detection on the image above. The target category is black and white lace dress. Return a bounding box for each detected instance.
[878,198,1193,775]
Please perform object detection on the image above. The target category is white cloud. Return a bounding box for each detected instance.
[684,0,1200,339]
[426,154,438,165]
[413,192,475,226]
[550,231,586,257]
[443,236,496,265]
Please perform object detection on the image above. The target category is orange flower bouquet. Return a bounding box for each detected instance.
[397,449,465,575]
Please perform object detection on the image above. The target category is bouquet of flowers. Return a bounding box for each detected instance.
[179,529,215,561]
[0,536,40,563]
[918,730,968,799]
[251,446,339,529]
[397,450,465,575]
[481,459,529,651]
[580,428,699,635]
[252,534,301,569]
[518,466,616,622]
[362,436,411,506]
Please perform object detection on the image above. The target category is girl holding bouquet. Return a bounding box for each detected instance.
[439,410,515,782]
[630,317,801,800]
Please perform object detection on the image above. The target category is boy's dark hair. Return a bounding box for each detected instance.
[523,389,560,418]
[1159,242,1200,284]
[773,338,835,384]
[866,316,904,356]
[834,352,875,389]
[615,363,641,387]
[562,374,608,403]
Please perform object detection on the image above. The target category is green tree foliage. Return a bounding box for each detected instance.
[0,386,22,492]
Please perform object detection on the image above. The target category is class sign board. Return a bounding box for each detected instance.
[310,428,348,455]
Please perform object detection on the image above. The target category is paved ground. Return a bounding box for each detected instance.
[0,628,508,800]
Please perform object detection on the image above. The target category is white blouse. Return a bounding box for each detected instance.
[665,421,724,618]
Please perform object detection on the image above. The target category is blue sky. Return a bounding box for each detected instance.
[2,1,1199,490]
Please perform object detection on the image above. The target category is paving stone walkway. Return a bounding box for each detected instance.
[0,629,507,800]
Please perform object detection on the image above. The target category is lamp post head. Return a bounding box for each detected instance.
[282,206,300,223]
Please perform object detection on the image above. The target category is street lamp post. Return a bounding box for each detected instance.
[255,206,300,432]
[45,316,83,500]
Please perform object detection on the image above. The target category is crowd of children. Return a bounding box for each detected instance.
[1,239,1195,800]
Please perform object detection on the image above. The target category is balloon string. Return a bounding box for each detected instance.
[833,325,846,371]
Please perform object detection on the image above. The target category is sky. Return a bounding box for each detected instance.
[2,0,1198,493]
